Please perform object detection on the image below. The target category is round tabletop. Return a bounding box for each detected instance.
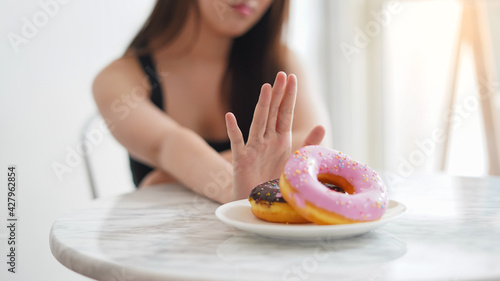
[50,174,500,281]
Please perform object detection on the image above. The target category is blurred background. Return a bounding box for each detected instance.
[1,0,499,280]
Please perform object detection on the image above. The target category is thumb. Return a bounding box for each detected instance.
[301,125,326,147]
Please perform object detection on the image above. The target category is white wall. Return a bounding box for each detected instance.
[0,1,154,280]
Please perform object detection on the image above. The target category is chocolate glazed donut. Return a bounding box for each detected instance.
[249,179,345,224]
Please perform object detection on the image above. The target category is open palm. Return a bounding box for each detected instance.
[225,72,301,199]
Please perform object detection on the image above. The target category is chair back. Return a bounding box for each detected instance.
[82,112,135,199]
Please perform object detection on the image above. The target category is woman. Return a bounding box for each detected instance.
[92,0,330,203]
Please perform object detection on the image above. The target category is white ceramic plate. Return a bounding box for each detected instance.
[215,199,406,240]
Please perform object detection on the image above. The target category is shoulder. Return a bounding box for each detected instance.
[280,45,303,71]
[92,55,144,103]
[279,45,307,79]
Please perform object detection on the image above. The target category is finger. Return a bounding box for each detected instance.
[248,83,272,142]
[301,125,326,147]
[276,74,298,133]
[266,72,287,132]
[225,112,245,153]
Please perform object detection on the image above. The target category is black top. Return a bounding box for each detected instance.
[129,53,231,187]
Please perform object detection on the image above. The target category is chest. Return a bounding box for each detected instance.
[159,62,229,140]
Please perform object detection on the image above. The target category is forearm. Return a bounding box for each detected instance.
[157,127,235,203]
[220,149,232,162]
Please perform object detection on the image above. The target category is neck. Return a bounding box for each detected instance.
[157,8,232,63]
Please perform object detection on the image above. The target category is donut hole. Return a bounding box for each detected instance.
[317,174,355,195]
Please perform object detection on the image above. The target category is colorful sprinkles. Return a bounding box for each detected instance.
[283,145,388,222]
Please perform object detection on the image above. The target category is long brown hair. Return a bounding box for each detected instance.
[125,0,290,142]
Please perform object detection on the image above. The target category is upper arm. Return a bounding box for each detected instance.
[92,57,181,167]
[92,57,233,202]
[283,47,332,147]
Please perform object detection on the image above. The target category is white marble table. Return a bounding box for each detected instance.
[50,174,500,281]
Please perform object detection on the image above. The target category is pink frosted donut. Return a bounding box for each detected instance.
[279,145,388,225]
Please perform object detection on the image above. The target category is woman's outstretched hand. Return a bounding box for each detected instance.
[225,72,324,200]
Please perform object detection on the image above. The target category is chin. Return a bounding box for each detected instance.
[218,22,256,38]
[210,12,267,38]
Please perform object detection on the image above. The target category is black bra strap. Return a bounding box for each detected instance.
[137,54,164,110]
